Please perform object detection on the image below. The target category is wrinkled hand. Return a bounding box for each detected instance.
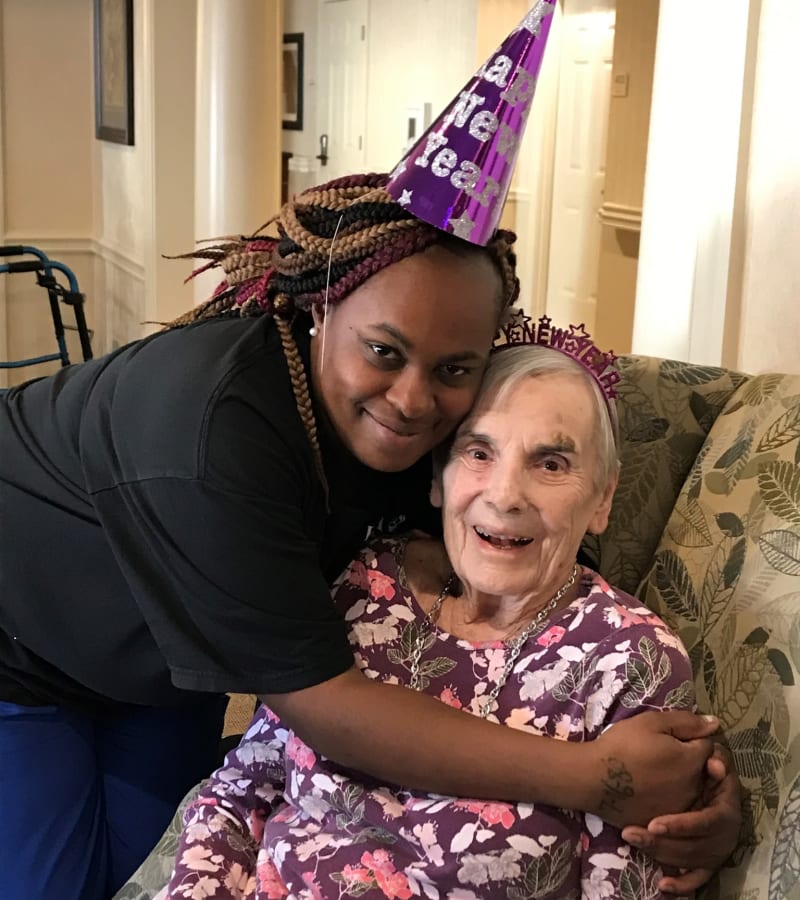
[621,743,742,894]
[588,711,717,827]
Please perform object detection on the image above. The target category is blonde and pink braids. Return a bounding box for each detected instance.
[172,173,519,325]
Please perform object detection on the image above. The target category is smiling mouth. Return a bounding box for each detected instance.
[474,527,534,550]
[365,410,424,439]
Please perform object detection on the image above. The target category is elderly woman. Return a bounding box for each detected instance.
[165,332,724,899]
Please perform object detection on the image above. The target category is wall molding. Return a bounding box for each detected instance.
[2,234,145,281]
[2,233,95,255]
[94,239,146,282]
[598,202,642,232]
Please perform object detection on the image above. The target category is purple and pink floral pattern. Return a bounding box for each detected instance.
[167,538,694,899]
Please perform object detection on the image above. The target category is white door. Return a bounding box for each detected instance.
[318,0,368,180]
[545,0,615,331]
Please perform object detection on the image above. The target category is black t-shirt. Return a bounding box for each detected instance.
[0,316,435,712]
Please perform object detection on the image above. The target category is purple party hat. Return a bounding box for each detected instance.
[386,1,557,246]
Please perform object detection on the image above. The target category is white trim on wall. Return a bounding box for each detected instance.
[598,202,642,232]
[94,240,146,282]
[1,235,94,254]
[1,235,145,281]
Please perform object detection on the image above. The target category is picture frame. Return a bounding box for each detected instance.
[94,0,134,145]
[282,33,304,131]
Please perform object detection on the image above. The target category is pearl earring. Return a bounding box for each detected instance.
[309,326,319,337]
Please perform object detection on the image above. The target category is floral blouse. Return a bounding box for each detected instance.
[167,538,694,900]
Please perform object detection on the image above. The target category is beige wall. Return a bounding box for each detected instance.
[0,0,153,382]
[1,0,283,383]
[0,0,96,384]
[594,0,658,355]
[2,1,94,237]
[3,0,798,378]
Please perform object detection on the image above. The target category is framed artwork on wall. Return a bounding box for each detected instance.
[282,33,304,131]
[94,0,134,145]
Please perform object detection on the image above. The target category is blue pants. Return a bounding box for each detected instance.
[0,697,227,899]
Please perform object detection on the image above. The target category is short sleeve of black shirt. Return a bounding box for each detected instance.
[0,316,430,706]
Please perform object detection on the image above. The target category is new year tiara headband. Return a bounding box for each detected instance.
[494,308,621,416]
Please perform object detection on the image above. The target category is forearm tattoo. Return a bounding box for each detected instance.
[597,756,635,816]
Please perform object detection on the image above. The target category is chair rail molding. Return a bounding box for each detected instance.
[94,239,146,282]
[1,234,145,281]
[598,201,642,232]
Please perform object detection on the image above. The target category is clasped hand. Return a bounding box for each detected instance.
[590,711,742,895]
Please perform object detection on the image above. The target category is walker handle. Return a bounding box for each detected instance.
[2,260,42,274]
[0,245,26,257]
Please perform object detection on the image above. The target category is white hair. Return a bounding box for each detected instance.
[472,345,620,490]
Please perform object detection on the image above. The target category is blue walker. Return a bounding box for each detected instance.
[0,245,93,371]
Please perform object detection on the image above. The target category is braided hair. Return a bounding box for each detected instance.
[170,173,520,490]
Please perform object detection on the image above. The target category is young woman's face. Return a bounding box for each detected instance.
[311,246,501,472]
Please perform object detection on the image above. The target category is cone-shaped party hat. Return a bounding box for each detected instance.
[386,1,556,246]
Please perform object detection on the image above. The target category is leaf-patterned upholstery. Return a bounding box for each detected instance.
[582,355,749,596]
[114,356,799,900]
[638,368,800,900]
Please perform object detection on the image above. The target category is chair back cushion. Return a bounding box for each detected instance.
[640,373,800,899]
[583,355,747,595]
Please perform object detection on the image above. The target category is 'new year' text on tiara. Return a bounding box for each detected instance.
[493,309,621,403]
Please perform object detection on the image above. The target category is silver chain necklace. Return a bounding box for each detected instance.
[408,563,579,719]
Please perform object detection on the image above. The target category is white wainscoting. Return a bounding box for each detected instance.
[93,239,147,352]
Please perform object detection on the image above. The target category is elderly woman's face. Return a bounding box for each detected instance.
[436,371,617,597]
